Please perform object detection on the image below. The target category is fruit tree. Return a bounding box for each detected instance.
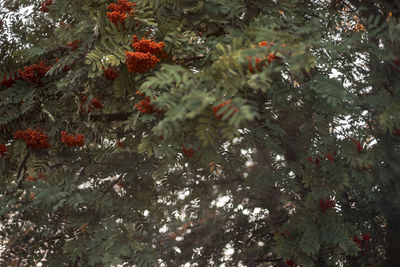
[1,0,400,266]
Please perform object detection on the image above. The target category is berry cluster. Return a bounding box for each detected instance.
[26,173,45,182]
[0,143,7,157]
[67,40,80,51]
[213,100,239,120]
[107,0,136,25]
[18,61,51,84]
[131,35,166,58]
[80,96,103,113]
[39,0,52,12]
[90,97,103,110]
[134,91,161,114]
[319,199,335,212]
[116,141,126,148]
[14,129,51,149]
[353,233,371,249]
[181,147,194,158]
[325,154,335,162]
[1,74,16,88]
[346,138,363,152]
[103,66,119,80]
[61,131,84,147]
[125,52,159,73]
[267,53,279,63]
[285,259,296,267]
[248,41,280,73]
[54,58,70,73]
[125,36,166,73]
[258,41,274,47]
[247,57,262,74]
[353,139,363,152]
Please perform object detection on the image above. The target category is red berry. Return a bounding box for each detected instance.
[61,131,84,147]
[125,52,159,73]
[349,138,363,152]
[14,129,51,149]
[285,259,296,267]
[67,40,80,50]
[116,141,126,148]
[39,0,52,12]
[319,199,335,212]
[213,100,238,120]
[1,74,17,88]
[103,66,119,80]
[325,154,335,162]
[131,35,165,57]
[18,61,50,84]
[181,147,194,158]
[362,233,371,242]
[107,0,136,25]
[80,95,103,113]
[0,143,7,157]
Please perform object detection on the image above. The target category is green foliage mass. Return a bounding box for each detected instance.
[1,0,400,266]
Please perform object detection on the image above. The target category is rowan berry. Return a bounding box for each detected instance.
[125,52,159,73]
[258,41,270,47]
[103,66,119,80]
[285,259,296,267]
[267,53,279,63]
[26,173,45,182]
[61,131,84,147]
[39,0,52,12]
[54,58,70,73]
[1,74,16,88]
[107,0,135,25]
[18,61,50,84]
[80,96,103,113]
[90,97,103,110]
[0,143,7,157]
[353,233,371,249]
[131,35,165,57]
[14,129,51,149]
[325,154,335,162]
[349,138,363,152]
[247,57,263,73]
[67,40,80,51]
[362,233,371,242]
[134,94,161,114]
[319,199,335,212]
[116,141,126,148]
[27,176,37,182]
[248,41,280,73]
[213,100,238,120]
[182,147,194,158]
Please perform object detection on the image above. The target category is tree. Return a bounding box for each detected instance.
[1,0,400,266]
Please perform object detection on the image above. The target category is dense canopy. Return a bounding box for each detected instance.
[1,0,400,266]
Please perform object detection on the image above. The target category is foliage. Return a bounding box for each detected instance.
[1,0,400,266]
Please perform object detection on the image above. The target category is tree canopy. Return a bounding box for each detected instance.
[1,0,400,266]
